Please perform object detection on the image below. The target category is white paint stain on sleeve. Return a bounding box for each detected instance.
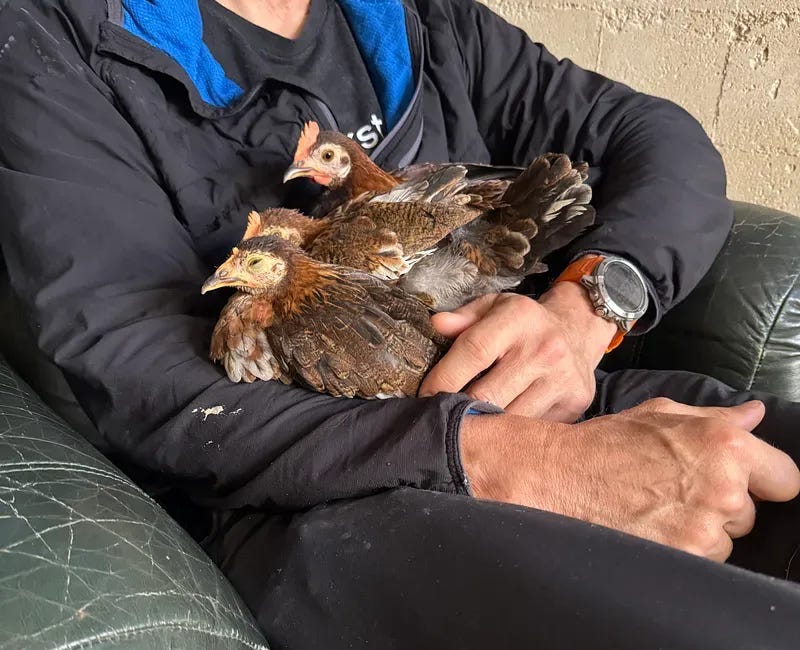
[192,405,226,421]
[191,406,244,421]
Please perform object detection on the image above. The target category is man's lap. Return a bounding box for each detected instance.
[210,368,800,649]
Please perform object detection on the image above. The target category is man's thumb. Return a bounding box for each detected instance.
[430,294,498,337]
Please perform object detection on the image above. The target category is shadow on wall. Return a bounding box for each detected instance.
[485,0,800,215]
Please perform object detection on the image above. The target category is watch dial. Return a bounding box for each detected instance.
[604,262,646,313]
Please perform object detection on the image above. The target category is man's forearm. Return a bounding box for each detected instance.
[459,398,799,563]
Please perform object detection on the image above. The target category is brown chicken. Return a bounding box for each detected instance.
[282,120,587,220]
[202,233,449,397]
[280,122,596,310]
[253,165,499,281]
[283,121,400,217]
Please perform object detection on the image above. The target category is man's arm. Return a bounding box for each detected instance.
[421,1,732,419]
[0,2,488,511]
[449,1,733,322]
[460,398,800,562]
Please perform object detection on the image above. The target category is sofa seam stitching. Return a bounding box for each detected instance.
[747,268,800,390]
[48,620,269,650]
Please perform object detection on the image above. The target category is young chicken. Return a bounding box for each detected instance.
[400,153,597,310]
[281,123,596,309]
[253,165,498,282]
[283,121,400,217]
[282,120,586,219]
[283,122,523,215]
[201,234,449,398]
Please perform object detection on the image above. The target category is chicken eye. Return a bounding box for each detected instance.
[248,257,263,269]
[321,149,335,163]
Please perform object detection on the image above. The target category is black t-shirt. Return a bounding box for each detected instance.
[200,0,387,152]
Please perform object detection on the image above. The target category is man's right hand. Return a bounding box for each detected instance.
[461,398,800,561]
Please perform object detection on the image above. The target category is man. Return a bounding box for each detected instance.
[0,0,799,648]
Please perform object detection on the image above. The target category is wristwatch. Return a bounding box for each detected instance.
[555,254,649,352]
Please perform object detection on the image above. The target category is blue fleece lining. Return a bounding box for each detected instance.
[119,0,414,126]
[121,0,243,107]
[337,0,414,129]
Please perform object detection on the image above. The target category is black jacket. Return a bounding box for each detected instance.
[0,0,731,512]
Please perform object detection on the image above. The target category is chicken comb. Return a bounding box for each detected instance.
[243,211,263,240]
[294,121,320,162]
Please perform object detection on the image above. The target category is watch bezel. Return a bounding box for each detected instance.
[592,257,649,322]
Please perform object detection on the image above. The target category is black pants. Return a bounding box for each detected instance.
[209,370,800,650]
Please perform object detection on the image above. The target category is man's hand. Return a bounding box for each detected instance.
[461,399,800,561]
[419,282,617,422]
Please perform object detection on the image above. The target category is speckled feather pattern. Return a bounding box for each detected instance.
[266,269,448,398]
[209,237,449,398]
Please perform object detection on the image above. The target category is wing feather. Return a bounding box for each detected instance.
[210,293,284,383]
[268,274,447,398]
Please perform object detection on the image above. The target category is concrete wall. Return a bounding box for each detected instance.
[482,0,800,215]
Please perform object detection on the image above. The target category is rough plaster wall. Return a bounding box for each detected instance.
[483,0,800,215]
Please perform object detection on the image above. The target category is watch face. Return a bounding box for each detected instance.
[602,260,648,316]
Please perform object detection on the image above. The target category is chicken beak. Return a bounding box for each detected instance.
[283,161,315,183]
[201,264,246,294]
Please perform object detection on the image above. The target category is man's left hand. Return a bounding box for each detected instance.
[419,282,618,422]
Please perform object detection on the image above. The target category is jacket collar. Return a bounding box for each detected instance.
[98,0,424,167]
[101,0,413,124]
[116,0,243,107]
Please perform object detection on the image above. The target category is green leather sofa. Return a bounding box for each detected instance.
[0,201,798,648]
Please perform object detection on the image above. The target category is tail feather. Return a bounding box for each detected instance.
[523,206,596,274]
[499,153,596,266]
[501,155,566,207]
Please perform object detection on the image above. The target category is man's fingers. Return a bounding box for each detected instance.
[637,396,799,502]
[655,399,800,503]
[641,398,766,433]
[421,296,530,397]
[746,437,800,503]
[430,294,500,338]
[419,324,505,397]
[646,398,798,503]
[723,495,756,539]
[705,533,735,563]
[712,400,766,432]
[466,357,545,409]
[505,381,570,421]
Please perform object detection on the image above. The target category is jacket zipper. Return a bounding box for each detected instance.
[370,6,424,164]
[306,95,339,132]
[304,3,424,165]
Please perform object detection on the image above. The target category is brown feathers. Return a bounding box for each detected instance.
[206,124,597,394]
[249,166,495,285]
[203,233,449,398]
[246,208,328,248]
[279,122,597,311]
[272,253,341,320]
[209,293,282,384]
[394,153,596,310]
[345,152,398,196]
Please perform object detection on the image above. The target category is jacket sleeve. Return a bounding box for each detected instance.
[449,1,733,327]
[0,3,484,512]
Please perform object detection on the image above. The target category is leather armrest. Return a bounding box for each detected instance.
[603,201,800,401]
[0,356,269,649]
